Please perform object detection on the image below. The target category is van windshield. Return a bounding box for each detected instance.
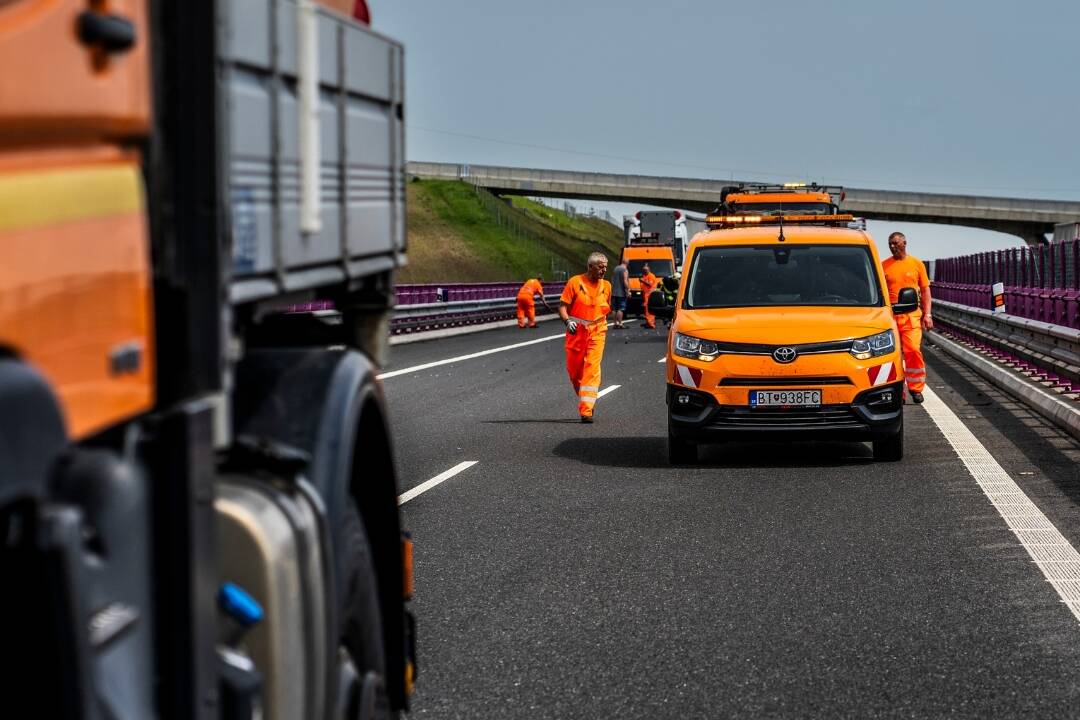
[684,245,882,308]
[627,259,674,277]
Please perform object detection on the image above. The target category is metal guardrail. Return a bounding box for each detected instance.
[933,300,1080,392]
[932,301,1080,441]
[932,282,1080,330]
[390,286,562,334]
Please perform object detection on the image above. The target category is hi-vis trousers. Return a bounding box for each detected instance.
[897,315,926,393]
[516,297,536,327]
[565,321,606,417]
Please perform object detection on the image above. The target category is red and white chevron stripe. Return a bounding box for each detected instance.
[866,361,897,387]
[674,365,702,388]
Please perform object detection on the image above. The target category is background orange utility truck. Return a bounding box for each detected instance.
[720,182,846,217]
[621,216,677,316]
[1,1,413,718]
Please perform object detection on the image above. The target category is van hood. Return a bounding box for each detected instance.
[674,306,895,345]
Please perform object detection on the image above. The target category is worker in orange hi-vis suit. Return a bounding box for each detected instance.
[516,275,551,328]
[882,231,934,404]
[639,264,658,329]
[558,253,612,423]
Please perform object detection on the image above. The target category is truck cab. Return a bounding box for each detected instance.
[621,243,676,317]
[721,182,844,217]
[0,2,413,717]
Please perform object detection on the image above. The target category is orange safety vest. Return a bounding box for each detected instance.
[640,271,658,295]
[517,278,544,302]
[882,255,929,326]
[561,274,612,325]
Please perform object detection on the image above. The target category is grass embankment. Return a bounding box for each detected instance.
[398,179,623,284]
[508,196,623,259]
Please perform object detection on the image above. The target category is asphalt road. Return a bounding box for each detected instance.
[381,324,1080,719]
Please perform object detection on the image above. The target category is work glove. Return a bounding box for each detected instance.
[565,320,579,335]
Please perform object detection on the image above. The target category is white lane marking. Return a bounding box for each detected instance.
[378,333,564,380]
[921,387,1080,624]
[597,385,620,398]
[398,461,477,505]
[657,356,666,363]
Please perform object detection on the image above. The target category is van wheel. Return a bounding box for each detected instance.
[872,420,904,462]
[339,500,397,720]
[668,432,697,465]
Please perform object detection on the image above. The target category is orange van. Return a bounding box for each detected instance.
[662,197,919,464]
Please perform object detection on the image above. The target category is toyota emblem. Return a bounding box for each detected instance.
[772,346,797,364]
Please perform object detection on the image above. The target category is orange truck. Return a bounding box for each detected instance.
[1,2,414,718]
[620,236,677,317]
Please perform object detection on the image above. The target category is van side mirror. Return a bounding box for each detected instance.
[647,289,674,320]
[892,287,919,314]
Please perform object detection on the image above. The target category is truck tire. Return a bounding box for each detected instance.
[340,499,397,720]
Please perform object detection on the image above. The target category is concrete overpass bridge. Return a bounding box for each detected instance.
[407,161,1080,245]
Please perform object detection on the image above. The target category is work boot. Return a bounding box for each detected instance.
[580,415,594,424]
[911,391,924,404]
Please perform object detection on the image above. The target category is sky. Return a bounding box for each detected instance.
[367,0,1080,261]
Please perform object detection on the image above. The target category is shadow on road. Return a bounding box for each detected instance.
[553,436,873,469]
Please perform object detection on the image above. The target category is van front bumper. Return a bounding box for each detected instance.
[666,381,904,443]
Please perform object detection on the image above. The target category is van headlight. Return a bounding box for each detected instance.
[673,332,719,362]
[850,330,895,360]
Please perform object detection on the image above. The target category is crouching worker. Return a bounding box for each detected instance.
[559,253,612,423]
[516,275,552,328]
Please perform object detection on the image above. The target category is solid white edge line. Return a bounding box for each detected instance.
[921,387,1080,624]
[398,461,478,505]
[378,332,564,380]
[380,322,618,380]
[597,385,620,398]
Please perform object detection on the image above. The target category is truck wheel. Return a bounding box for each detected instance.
[872,419,904,462]
[339,500,397,720]
[668,432,697,465]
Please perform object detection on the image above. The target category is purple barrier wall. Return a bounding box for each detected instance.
[930,239,1080,330]
[395,282,563,305]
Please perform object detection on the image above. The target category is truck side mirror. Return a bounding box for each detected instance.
[892,287,919,314]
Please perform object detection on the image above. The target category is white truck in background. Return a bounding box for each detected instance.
[624,210,690,270]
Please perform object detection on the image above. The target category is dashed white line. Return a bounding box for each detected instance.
[378,333,564,380]
[921,387,1080,624]
[597,385,620,398]
[398,461,478,505]
[657,356,666,363]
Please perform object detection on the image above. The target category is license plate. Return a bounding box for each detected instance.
[750,389,822,407]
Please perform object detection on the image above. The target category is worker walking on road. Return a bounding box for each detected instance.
[882,232,934,403]
[559,253,612,423]
[639,263,658,329]
[516,275,552,328]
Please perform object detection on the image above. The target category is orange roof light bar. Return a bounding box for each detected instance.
[706,213,857,227]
